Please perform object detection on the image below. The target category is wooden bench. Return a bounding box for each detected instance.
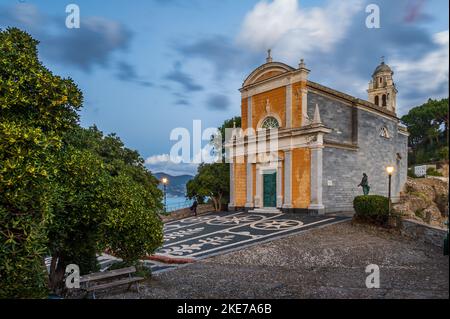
[79,266,145,299]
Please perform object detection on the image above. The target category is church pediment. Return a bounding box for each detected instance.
[243,62,295,88]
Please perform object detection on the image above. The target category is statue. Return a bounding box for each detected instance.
[358,173,370,195]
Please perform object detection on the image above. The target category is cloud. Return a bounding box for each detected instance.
[237,0,364,61]
[41,16,132,72]
[0,3,46,32]
[0,3,147,86]
[116,61,153,87]
[145,154,198,176]
[174,35,259,77]
[231,0,446,114]
[175,99,190,106]
[391,30,449,112]
[206,94,230,111]
[164,61,204,92]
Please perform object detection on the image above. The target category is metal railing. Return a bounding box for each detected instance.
[165,201,194,213]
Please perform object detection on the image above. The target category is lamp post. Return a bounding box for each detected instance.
[162,177,168,213]
[386,166,395,214]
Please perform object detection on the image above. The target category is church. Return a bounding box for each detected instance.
[227,52,409,214]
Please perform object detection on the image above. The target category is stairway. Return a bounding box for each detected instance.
[248,207,283,214]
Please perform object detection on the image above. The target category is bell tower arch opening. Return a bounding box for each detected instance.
[367,57,398,113]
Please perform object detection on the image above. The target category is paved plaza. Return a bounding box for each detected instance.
[156,211,349,261]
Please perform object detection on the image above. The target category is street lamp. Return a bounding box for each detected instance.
[161,177,169,213]
[386,166,395,213]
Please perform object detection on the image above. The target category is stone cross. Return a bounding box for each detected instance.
[266,49,273,63]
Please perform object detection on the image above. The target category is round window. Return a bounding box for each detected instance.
[261,117,280,129]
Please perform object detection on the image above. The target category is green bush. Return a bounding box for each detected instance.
[0,122,60,298]
[101,174,164,264]
[426,167,443,177]
[1,28,82,298]
[1,28,164,297]
[438,147,449,162]
[353,195,390,224]
[407,169,417,178]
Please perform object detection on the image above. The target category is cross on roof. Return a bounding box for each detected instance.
[266,49,273,63]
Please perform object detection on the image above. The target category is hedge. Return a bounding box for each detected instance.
[353,195,390,224]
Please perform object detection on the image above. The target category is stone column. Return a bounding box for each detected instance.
[229,161,235,208]
[247,96,252,130]
[283,150,292,209]
[277,161,283,208]
[245,96,254,209]
[255,166,262,208]
[286,84,292,128]
[245,161,253,209]
[309,146,325,214]
[301,87,309,126]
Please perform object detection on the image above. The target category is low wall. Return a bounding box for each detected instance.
[400,219,448,248]
[160,204,215,222]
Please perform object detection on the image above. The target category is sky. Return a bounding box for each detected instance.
[1,0,448,176]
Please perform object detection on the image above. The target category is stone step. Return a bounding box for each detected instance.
[249,208,282,214]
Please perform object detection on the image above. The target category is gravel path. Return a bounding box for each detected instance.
[104,221,449,299]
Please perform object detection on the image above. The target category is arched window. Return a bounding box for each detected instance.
[380,126,390,139]
[382,94,387,106]
[374,96,379,106]
[261,116,280,129]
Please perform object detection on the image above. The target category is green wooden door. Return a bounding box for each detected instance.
[263,173,277,207]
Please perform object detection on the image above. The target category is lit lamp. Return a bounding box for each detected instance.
[386,166,395,213]
[161,177,169,213]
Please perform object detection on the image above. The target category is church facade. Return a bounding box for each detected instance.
[227,53,409,214]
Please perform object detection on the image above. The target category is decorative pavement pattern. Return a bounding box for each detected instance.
[45,211,349,275]
[157,211,349,262]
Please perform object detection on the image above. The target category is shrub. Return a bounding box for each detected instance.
[438,147,449,162]
[426,167,443,177]
[101,174,164,265]
[407,169,417,178]
[47,147,110,293]
[353,195,390,225]
[0,122,61,298]
[414,209,425,220]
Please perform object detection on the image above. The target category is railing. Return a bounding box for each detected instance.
[165,201,194,213]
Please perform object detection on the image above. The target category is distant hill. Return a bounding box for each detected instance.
[154,173,194,197]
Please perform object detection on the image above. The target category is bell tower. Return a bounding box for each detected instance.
[368,57,397,113]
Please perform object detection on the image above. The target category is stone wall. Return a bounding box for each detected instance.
[160,204,215,223]
[401,219,448,248]
[308,91,409,213]
[307,91,353,144]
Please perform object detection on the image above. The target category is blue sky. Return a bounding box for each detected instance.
[1,0,448,175]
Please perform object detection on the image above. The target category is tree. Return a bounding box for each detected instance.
[212,116,242,161]
[47,127,164,293]
[47,147,110,292]
[187,163,230,211]
[401,98,449,165]
[0,28,83,133]
[1,28,164,297]
[187,117,241,211]
[101,173,164,264]
[0,27,82,298]
[0,122,60,298]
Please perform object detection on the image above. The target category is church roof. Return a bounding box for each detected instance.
[242,61,295,87]
[372,61,393,76]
